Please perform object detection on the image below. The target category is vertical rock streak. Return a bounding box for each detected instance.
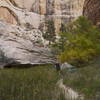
[83,0,100,25]
[0,0,85,33]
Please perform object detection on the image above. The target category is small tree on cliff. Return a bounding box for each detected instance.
[60,23,67,33]
[44,20,56,44]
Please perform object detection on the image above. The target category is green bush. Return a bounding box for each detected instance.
[43,20,56,43]
[52,16,100,66]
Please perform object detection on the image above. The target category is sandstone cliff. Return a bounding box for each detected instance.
[0,0,85,33]
[83,0,100,26]
[0,20,55,68]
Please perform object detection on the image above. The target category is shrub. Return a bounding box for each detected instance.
[43,20,56,44]
[52,16,100,66]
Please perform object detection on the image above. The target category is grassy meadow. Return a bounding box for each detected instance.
[0,59,100,100]
[0,65,60,100]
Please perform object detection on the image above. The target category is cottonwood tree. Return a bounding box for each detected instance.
[43,20,56,44]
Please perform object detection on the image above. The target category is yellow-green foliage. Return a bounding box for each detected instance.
[54,16,100,66]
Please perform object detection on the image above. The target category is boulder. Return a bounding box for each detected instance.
[0,21,55,68]
[61,62,75,70]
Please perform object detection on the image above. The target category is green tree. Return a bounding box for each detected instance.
[43,20,56,43]
[52,16,100,66]
[60,23,67,33]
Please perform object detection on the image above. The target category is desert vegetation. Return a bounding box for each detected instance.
[0,59,100,100]
[52,16,100,67]
[0,16,100,100]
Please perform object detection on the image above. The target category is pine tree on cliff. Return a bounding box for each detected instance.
[60,23,67,33]
[44,20,56,44]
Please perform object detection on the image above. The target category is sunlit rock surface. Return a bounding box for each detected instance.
[0,21,55,68]
[0,0,85,33]
[0,0,86,68]
[0,0,44,29]
[39,0,85,33]
[57,79,84,100]
[9,0,36,11]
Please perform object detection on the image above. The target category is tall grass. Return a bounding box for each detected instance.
[0,65,60,100]
[61,58,100,100]
[0,60,100,100]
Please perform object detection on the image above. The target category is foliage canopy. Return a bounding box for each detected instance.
[52,16,100,66]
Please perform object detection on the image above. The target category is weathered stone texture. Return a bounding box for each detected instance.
[0,0,85,33]
[0,21,55,68]
[0,0,44,29]
[0,7,17,25]
[9,0,36,11]
[83,0,100,25]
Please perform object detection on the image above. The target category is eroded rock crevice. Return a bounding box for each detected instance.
[83,0,100,25]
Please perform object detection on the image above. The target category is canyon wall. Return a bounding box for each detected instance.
[83,0,100,26]
[0,6,18,25]
[0,0,85,33]
[39,0,85,33]
[0,0,44,29]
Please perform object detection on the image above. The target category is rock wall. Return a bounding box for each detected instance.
[39,0,85,33]
[9,0,36,11]
[0,0,85,33]
[0,0,44,29]
[83,0,100,26]
[0,0,90,67]
[0,21,55,68]
[0,7,17,25]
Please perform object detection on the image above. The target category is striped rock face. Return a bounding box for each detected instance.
[8,0,36,11]
[0,0,85,33]
[38,0,85,33]
[83,0,100,26]
[0,0,44,29]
